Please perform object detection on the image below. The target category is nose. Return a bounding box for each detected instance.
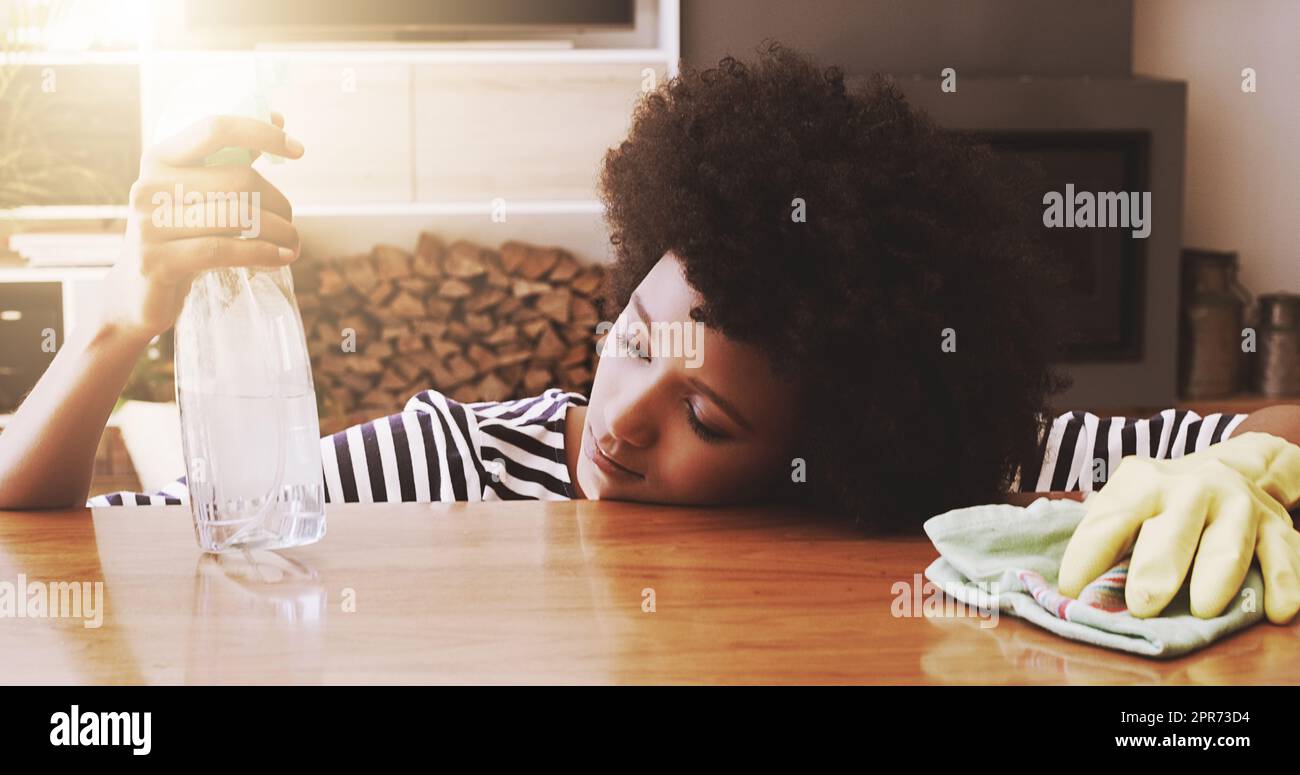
[603,378,658,449]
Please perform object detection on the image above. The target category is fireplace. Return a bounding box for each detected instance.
[973,129,1150,363]
[885,75,1187,409]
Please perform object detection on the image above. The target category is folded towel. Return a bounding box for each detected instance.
[922,496,1264,658]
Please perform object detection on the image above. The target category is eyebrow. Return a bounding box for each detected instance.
[630,293,754,433]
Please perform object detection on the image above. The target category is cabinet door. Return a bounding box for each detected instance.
[141,58,413,205]
[259,61,413,205]
[412,62,666,202]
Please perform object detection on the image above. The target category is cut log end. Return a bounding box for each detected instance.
[297,235,605,427]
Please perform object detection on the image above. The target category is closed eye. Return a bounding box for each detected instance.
[684,400,727,443]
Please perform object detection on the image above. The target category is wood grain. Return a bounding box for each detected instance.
[0,500,1294,684]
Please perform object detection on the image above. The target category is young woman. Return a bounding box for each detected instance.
[2,43,1299,532]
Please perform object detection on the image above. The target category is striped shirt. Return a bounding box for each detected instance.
[86,387,587,507]
[87,399,1248,506]
[1017,409,1249,494]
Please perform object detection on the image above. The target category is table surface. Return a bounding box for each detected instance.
[0,500,1295,684]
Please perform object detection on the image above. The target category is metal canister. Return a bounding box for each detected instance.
[1179,250,1250,399]
[1255,294,1300,397]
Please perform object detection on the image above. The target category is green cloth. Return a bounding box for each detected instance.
[922,495,1265,658]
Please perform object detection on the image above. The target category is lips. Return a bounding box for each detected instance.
[584,424,644,480]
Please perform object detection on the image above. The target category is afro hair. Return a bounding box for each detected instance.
[598,41,1068,531]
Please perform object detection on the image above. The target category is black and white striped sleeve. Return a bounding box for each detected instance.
[87,389,579,507]
[320,390,484,504]
[86,476,188,507]
[86,397,478,507]
[1017,409,1249,494]
[472,390,580,501]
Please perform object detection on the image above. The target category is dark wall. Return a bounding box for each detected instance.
[681,0,1133,77]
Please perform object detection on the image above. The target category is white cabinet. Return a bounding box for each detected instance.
[255,62,415,205]
[140,57,415,205]
[412,61,666,202]
[5,1,681,264]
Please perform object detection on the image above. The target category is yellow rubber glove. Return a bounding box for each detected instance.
[1185,431,1300,508]
[1059,432,1300,624]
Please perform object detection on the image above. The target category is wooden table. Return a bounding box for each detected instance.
[0,500,1295,684]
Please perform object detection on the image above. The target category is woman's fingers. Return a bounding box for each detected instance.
[1126,479,1209,618]
[147,114,304,167]
[108,112,304,342]
[248,111,287,163]
[141,207,298,250]
[1258,435,1300,508]
[1187,479,1259,619]
[1058,500,1147,598]
[1058,458,1165,598]
[1255,511,1300,624]
[133,164,293,222]
[140,236,296,283]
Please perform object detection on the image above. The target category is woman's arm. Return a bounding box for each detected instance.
[0,114,303,510]
[0,321,153,510]
[1000,403,1300,507]
[1228,403,1300,446]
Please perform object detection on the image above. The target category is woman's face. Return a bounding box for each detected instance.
[574,253,801,504]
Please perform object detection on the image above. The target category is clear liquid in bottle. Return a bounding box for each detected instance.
[174,265,326,552]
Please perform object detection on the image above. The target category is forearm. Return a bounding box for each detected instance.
[0,319,151,509]
[1229,404,1300,447]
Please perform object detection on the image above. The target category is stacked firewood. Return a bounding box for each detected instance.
[294,233,604,431]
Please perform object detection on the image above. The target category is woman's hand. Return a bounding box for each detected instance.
[1059,433,1300,625]
[99,113,304,342]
